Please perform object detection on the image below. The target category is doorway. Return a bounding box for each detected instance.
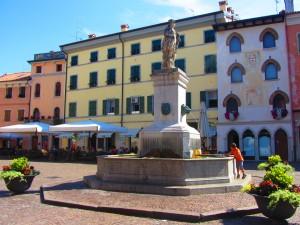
[275,129,288,161]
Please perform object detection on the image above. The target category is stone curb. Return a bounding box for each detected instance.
[40,186,260,223]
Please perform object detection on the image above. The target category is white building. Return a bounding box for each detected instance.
[214,14,294,161]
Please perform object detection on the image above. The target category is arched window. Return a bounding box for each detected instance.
[226,32,244,53]
[263,32,276,48]
[265,63,278,80]
[229,36,241,53]
[227,130,239,151]
[258,129,271,160]
[231,67,243,83]
[55,82,61,97]
[33,108,40,121]
[226,98,238,113]
[54,107,60,119]
[242,130,255,160]
[273,94,286,110]
[35,83,40,97]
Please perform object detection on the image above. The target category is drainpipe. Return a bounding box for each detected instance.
[284,16,297,161]
[118,34,125,127]
[28,78,32,122]
[62,50,68,123]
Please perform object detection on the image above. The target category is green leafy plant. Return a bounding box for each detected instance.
[243,155,300,209]
[0,157,39,182]
[0,170,24,181]
[269,190,300,209]
[10,157,28,172]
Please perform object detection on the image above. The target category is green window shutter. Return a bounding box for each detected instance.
[69,103,76,117]
[205,55,217,74]
[186,92,191,109]
[139,96,145,113]
[89,101,97,116]
[102,100,107,115]
[115,99,119,115]
[147,95,154,113]
[126,97,131,114]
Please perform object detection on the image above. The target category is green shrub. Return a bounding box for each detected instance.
[0,170,24,181]
[264,163,294,189]
[269,190,300,209]
[10,157,28,172]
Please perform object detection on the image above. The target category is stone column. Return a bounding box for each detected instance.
[138,68,201,158]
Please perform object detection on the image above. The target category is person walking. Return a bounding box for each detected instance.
[229,143,247,179]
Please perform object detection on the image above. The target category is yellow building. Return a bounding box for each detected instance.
[61,10,234,148]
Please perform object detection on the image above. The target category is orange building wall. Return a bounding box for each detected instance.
[287,24,300,110]
[30,59,66,121]
[0,84,31,127]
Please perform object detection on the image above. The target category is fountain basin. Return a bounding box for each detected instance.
[96,155,235,186]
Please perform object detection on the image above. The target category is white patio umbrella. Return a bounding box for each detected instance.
[199,102,214,150]
[0,122,50,134]
[49,120,127,133]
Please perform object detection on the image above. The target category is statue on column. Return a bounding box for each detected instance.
[162,19,180,69]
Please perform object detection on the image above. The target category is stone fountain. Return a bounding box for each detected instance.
[84,20,250,195]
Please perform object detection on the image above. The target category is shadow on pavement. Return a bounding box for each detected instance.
[0,189,40,198]
[222,215,292,225]
[43,180,88,191]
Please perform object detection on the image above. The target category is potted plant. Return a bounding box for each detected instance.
[242,155,300,220]
[271,108,288,120]
[0,157,40,194]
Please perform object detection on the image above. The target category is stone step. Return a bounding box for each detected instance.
[84,175,251,196]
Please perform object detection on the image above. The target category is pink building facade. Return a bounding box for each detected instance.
[0,72,31,149]
[28,51,66,150]
[286,12,300,161]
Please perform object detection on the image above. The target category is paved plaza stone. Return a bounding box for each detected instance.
[0,159,300,225]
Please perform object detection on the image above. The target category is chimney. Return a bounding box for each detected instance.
[121,24,129,32]
[219,0,228,12]
[88,34,96,39]
[285,0,294,13]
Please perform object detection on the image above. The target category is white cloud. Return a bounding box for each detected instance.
[148,0,215,16]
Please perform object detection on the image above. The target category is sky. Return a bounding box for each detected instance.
[0,0,299,75]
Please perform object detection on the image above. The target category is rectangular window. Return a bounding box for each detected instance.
[107,69,116,85]
[36,66,42,73]
[152,39,161,52]
[4,110,11,122]
[151,62,162,73]
[107,48,116,59]
[178,35,185,48]
[298,33,300,53]
[18,109,25,121]
[104,99,117,115]
[89,72,98,87]
[5,87,12,98]
[186,92,191,109]
[130,65,140,82]
[89,100,97,116]
[200,90,218,108]
[204,55,217,74]
[204,30,216,43]
[69,102,77,117]
[131,43,140,55]
[70,75,77,90]
[19,87,26,98]
[70,56,78,66]
[175,59,186,72]
[126,96,144,114]
[90,51,98,62]
[56,64,63,72]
